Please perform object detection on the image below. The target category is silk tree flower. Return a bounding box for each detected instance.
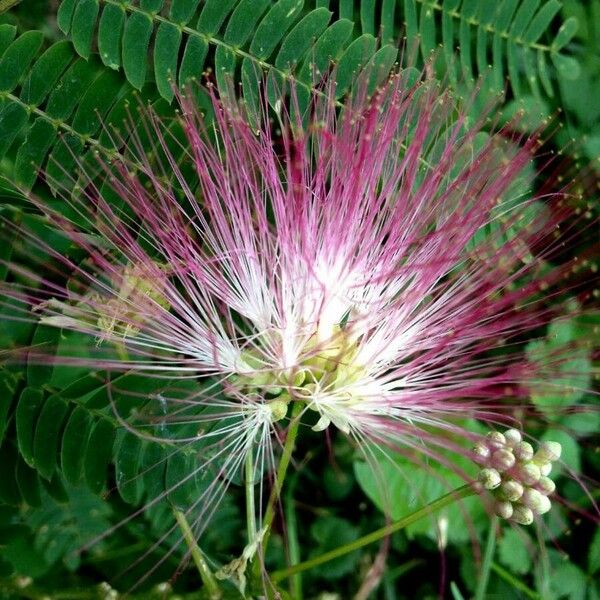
[1,68,577,548]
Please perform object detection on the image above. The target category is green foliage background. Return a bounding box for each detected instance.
[0,1,598,599]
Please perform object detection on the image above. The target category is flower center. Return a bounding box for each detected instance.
[228,325,368,428]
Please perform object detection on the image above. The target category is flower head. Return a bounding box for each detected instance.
[475,428,561,524]
[0,68,588,555]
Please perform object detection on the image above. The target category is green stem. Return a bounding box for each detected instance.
[285,473,302,599]
[475,515,497,600]
[115,341,130,363]
[490,562,541,600]
[261,402,303,552]
[272,484,475,583]
[173,509,221,599]
[245,449,257,544]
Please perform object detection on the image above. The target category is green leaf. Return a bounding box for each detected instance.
[498,528,532,575]
[312,18,354,73]
[589,527,600,575]
[563,410,600,436]
[403,0,418,42]
[215,0,271,93]
[60,406,94,484]
[83,417,115,493]
[0,374,15,445]
[510,0,540,38]
[20,41,75,106]
[550,561,587,600]
[360,0,376,35]
[71,67,124,135]
[380,0,396,44]
[524,0,561,43]
[14,118,56,189]
[459,0,478,81]
[141,441,167,500]
[335,33,377,97]
[178,35,208,87]
[33,395,70,480]
[365,44,398,92]
[419,1,436,58]
[46,58,100,121]
[15,456,42,508]
[551,52,581,80]
[71,0,100,59]
[170,0,201,24]
[196,0,237,34]
[16,387,45,467]
[276,8,332,70]
[354,441,486,542]
[0,30,44,92]
[0,444,21,505]
[165,449,203,510]
[250,0,304,60]
[154,22,182,102]
[227,0,271,47]
[0,24,17,57]
[27,325,61,388]
[115,430,145,504]
[42,472,69,503]
[309,516,360,579]
[141,0,164,10]
[98,3,125,70]
[57,0,78,33]
[552,16,579,51]
[44,134,84,195]
[122,12,153,90]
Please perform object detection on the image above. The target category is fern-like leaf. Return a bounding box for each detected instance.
[0,25,163,192]
[58,0,396,106]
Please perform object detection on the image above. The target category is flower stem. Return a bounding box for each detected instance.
[272,484,475,583]
[245,449,257,544]
[261,402,303,552]
[285,473,302,599]
[173,509,221,599]
[490,562,541,600]
[474,515,497,600]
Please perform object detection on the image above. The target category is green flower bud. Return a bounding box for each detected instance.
[500,479,524,502]
[539,462,552,477]
[292,368,308,387]
[495,500,514,520]
[504,428,522,447]
[536,476,556,496]
[513,441,534,462]
[521,488,544,510]
[516,462,541,486]
[473,442,491,465]
[487,431,506,450]
[522,488,552,515]
[536,495,552,515]
[491,448,516,472]
[268,399,289,422]
[533,441,562,464]
[479,468,501,490]
[511,504,534,525]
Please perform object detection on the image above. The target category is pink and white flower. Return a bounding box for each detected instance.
[0,70,582,538]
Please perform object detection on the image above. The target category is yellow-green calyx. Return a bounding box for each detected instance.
[474,428,561,525]
[228,326,369,429]
[95,264,170,341]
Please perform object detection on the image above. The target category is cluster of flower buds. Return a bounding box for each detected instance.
[473,428,561,525]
